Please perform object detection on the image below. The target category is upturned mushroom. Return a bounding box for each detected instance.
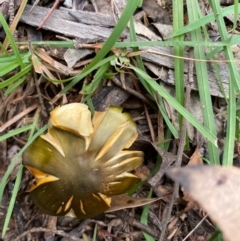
[23,103,144,219]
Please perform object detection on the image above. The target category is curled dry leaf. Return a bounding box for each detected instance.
[22,103,158,220]
[182,147,203,212]
[187,147,203,166]
[167,165,240,241]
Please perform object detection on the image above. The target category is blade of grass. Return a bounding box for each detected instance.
[0,51,29,62]
[20,39,233,48]
[1,165,23,238]
[0,125,33,141]
[208,228,223,241]
[187,0,219,164]
[128,17,172,190]
[0,65,32,89]
[222,69,236,166]
[0,13,25,68]
[81,62,110,95]
[128,17,177,187]
[141,188,154,241]
[129,17,178,138]
[208,0,239,166]
[167,3,240,38]
[61,0,142,94]
[130,64,217,145]
[1,107,44,238]
[197,7,228,102]
[5,76,28,95]
[61,55,115,91]
[172,0,184,127]
[230,0,238,36]
[0,125,47,210]
[92,223,98,241]
[18,1,239,49]
[1,0,28,53]
[235,98,240,142]
[0,60,19,77]
[209,0,240,92]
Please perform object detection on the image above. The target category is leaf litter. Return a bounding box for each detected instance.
[1,0,240,240]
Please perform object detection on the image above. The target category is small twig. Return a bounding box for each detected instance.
[90,0,98,12]
[115,211,159,239]
[33,74,48,120]
[127,48,240,63]
[149,210,162,231]
[182,214,208,241]
[144,103,155,142]
[111,76,155,108]
[29,0,41,13]
[12,227,82,241]
[37,0,60,29]
[8,0,14,24]
[7,182,26,241]
[159,49,194,241]
[44,216,57,239]
[147,140,176,187]
[8,0,18,40]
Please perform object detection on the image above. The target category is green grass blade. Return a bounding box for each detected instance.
[25,39,231,48]
[130,64,217,145]
[0,60,19,77]
[1,109,42,238]
[114,40,231,48]
[209,0,240,92]
[81,62,110,95]
[172,0,184,127]
[2,0,28,52]
[198,8,228,102]
[0,64,32,89]
[235,98,240,142]
[208,0,240,166]
[61,55,115,93]
[92,223,98,241]
[141,188,154,241]
[5,76,28,95]
[0,125,33,141]
[0,125,47,205]
[0,51,29,62]
[1,165,23,238]
[167,3,240,38]
[129,17,178,138]
[222,69,236,166]
[0,13,25,69]
[231,0,238,35]
[187,0,219,164]
[62,0,142,93]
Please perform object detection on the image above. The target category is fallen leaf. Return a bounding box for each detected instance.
[182,147,203,212]
[167,165,240,241]
[188,147,203,166]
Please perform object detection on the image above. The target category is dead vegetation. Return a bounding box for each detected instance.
[1,0,240,240]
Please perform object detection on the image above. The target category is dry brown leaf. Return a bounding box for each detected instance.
[133,21,162,41]
[188,147,203,166]
[31,53,43,74]
[182,147,204,212]
[167,165,240,241]
[34,48,74,75]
